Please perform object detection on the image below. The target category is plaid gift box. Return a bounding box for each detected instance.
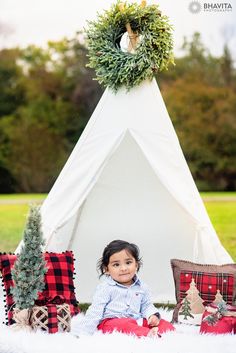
[31,299,71,334]
[0,251,79,325]
[200,303,236,334]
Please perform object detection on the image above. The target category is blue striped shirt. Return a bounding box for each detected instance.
[76,275,158,335]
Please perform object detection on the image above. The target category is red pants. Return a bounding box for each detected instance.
[97,318,175,337]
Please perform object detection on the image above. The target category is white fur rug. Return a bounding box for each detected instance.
[0,309,235,353]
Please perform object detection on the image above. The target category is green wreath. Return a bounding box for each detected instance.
[86,1,174,91]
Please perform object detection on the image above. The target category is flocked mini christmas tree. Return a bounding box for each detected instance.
[11,205,48,310]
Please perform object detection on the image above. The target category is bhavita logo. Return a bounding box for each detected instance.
[188,1,233,13]
[189,1,202,13]
[203,2,232,11]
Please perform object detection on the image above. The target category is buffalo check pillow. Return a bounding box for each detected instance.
[0,251,79,325]
[170,259,236,323]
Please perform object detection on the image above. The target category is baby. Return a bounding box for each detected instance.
[75,239,175,337]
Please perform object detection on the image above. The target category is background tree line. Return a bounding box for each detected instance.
[0,32,235,193]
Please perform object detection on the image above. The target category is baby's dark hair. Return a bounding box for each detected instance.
[97,239,142,277]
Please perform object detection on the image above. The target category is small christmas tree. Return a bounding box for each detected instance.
[11,205,48,310]
[213,289,224,305]
[185,278,205,314]
[179,296,194,320]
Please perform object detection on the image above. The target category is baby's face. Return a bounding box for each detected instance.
[106,249,138,286]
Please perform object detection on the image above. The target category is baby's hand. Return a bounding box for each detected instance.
[148,314,160,327]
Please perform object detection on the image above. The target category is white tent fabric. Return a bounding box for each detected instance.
[21,79,233,303]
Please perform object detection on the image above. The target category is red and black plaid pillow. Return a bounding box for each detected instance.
[0,251,79,325]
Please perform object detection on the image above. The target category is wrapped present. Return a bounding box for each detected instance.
[200,302,236,334]
[31,296,71,333]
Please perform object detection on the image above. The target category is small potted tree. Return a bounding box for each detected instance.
[11,205,48,329]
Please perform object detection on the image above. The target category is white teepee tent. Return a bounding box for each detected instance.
[22,79,233,303]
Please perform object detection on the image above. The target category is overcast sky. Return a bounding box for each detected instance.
[0,0,236,58]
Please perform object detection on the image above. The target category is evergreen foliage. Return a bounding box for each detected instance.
[203,301,227,326]
[11,205,48,309]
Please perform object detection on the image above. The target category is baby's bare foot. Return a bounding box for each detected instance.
[147,327,162,338]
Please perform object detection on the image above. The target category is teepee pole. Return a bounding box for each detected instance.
[119,2,145,52]
[125,23,138,51]
[68,200,87,249]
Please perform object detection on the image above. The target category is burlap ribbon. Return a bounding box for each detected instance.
[11,308,32,331]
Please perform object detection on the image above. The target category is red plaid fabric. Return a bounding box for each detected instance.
[179,271,234,304]
[47,305,58,334]
[0,253,16,323]
[0,251,79,325]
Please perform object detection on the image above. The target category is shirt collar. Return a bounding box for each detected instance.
[105,274,141,287]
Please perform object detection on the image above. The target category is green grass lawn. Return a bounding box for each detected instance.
[0,193,235,261]
[204,201,236,261]
[0,204,29,251]
[0,194,46,200]
[200,192,236,198]
[0,194,45,252]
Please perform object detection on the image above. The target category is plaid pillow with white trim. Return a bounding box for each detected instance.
[0,251,79,325]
